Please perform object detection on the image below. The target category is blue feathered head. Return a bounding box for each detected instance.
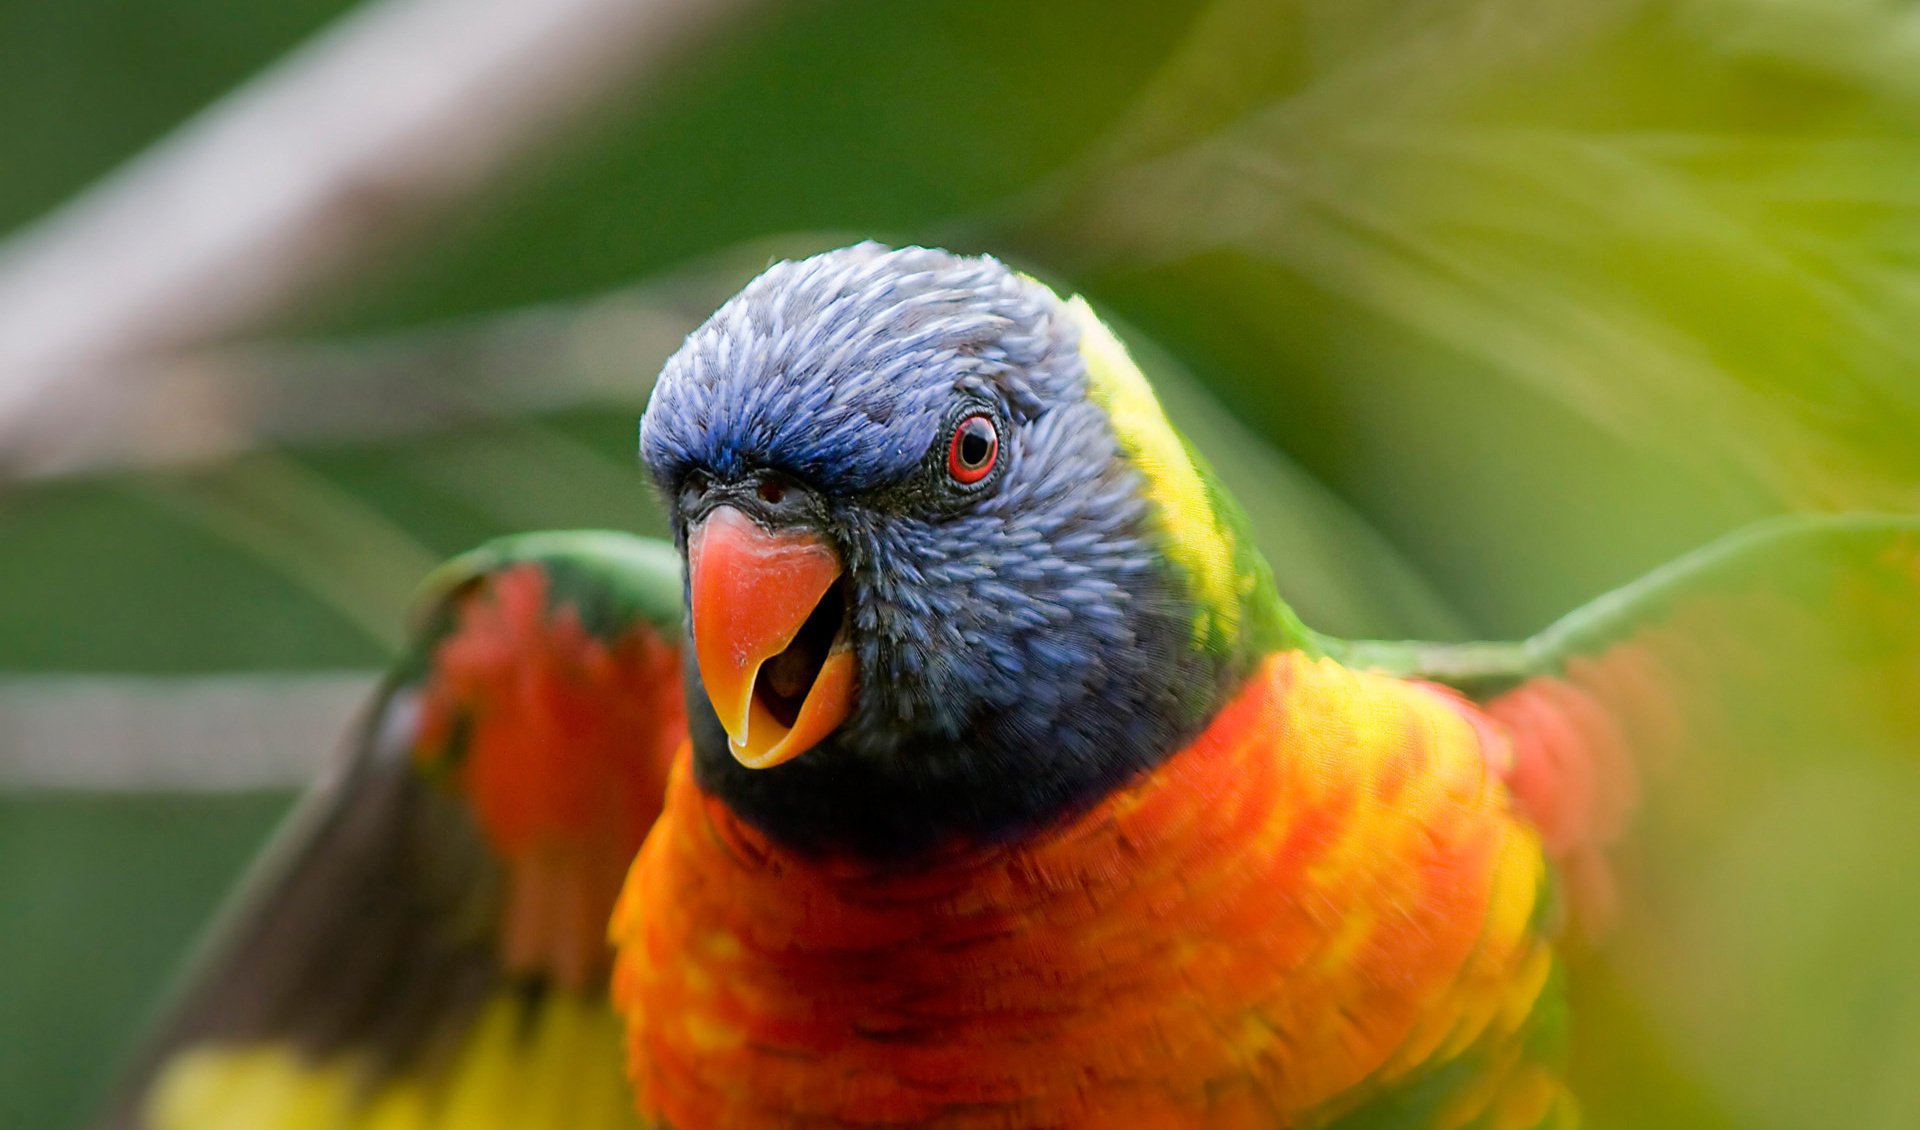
[640,243,1283,855]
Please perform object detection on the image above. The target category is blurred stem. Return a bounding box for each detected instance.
[0,672,377,790]
[402,420,661,536]
[0,243,778,488]
[133,454,440,653]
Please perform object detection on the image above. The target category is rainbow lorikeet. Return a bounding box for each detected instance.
[99,245,1920,1129]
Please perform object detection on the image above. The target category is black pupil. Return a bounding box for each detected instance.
[959,420,993,467]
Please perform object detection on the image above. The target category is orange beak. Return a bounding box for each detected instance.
[688,505,856,769]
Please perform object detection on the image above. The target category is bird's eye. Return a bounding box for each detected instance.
[947,414,998,484]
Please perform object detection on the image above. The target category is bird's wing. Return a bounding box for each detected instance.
[96,532,688,1130]
[1333,513,1920,935]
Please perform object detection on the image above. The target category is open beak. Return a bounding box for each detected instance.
[688,505,856,769]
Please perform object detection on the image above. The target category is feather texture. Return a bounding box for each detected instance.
[613,651,1570,1128]
[99,535,685,1130]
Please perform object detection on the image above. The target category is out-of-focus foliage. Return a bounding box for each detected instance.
[1025,0,1920,628]
[4,1,1920,1128]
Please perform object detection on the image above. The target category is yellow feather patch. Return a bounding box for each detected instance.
[145,993,641,1130]
[1067,295,1240,645]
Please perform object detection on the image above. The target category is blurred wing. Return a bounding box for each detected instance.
[97,532,688,1130]
[1336,513,1920,932]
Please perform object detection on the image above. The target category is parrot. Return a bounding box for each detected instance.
[94,243,1920,1129]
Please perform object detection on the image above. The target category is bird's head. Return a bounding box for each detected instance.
[640,243,1302,853]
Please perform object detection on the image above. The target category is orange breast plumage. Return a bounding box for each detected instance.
[611,652,1569,1129]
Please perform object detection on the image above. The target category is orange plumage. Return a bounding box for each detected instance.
[611,652,1568,1128]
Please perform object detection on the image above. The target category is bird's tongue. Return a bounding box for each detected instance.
[688,505,855,769]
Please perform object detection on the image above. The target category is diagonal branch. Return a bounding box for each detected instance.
[0,0,759,474]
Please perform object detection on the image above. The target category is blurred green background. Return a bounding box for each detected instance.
[4,1,1920,1127]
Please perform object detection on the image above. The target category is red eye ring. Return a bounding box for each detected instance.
[947,414,998,484]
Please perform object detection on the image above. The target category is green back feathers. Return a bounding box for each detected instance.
[413,531,685,640]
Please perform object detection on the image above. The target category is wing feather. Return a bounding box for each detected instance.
[97,532,687,1130]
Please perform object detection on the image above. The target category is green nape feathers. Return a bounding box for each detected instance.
[1069,295,1310,664]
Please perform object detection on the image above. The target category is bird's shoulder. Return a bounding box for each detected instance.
[1219,651,1573,1125]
